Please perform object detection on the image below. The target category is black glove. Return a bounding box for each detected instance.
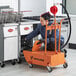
[24,38,32,48]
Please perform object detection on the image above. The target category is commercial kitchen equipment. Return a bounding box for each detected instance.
[0,23,20,67]
[19,20,39,59]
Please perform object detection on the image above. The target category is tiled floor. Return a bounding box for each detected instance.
[0,49,76,76]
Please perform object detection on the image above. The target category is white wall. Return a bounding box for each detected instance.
[66,0,76,15]
[20,0,46,16]
[0,0,62,16]
[46,0,53,13]
[66,0,76,44]
[0,0,18,11]
[20,0,62,17]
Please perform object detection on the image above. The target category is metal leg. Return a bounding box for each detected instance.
[0,61,5,68]
[17,58,22,64]
[46,66,52,72]
[11,59,16,65]
[29,64,33,68]
[63,62,68,68]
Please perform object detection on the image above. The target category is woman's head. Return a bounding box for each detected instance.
[40,12,51,26]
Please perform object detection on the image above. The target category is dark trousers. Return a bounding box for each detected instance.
[47,40,64,51]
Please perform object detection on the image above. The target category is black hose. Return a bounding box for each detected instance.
[49,3,71,49]
[60,3,71,49]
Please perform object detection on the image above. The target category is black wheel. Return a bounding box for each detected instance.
[63,62,68,68]
[17,58,22,64]
[47,66,52,72]
[29,64,33,68]
[1,62,5,68]
[11,60,16,65]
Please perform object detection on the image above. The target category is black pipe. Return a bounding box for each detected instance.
[60,3,71,49]
[49,3,71,49]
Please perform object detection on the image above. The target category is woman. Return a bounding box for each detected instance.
[25,12,64,50]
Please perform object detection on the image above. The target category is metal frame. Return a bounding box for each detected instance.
[62,0,66,14]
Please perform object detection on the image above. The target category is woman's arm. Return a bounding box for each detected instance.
[25,24,41,40]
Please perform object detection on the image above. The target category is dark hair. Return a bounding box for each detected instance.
[41,12,51,21]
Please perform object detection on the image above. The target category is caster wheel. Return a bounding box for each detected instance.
[1,62,5,68]
[65,54,67,58]
[29,64,33,68]
[63,62,68,68]
[11,60,16,65]
[17,58,22,64]
[47,66,52,72]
